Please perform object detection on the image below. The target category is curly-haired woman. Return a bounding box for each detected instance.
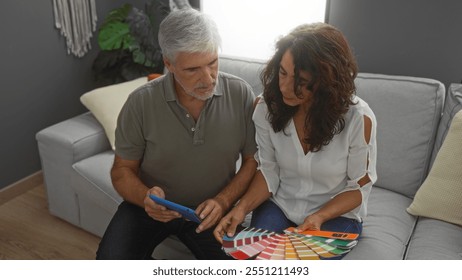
[214,23,377,249]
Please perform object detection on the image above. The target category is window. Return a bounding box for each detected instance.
[201,0,327,60]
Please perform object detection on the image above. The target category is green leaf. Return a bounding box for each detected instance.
[97,3,135,50]
[98,22,133,50]
[132,49,156,67]
[93,1,166,85]
[132,48,146,65]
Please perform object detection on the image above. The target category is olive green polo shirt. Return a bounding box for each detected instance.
[115,71,257,207]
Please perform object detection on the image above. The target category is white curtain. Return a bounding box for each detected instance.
[53,0,97,58]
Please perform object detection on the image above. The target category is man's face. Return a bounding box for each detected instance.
[164,52,219,101]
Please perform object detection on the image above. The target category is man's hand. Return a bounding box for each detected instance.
[144,186,181,222]
[213,206,246,243]
[194,197,228,233]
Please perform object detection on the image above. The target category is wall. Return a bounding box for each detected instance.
[327,0,462,88]
[1,1,460,190]
[0,0,146,190]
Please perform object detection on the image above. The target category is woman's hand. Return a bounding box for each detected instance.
[296,213,325,232]
[213,206,247,243]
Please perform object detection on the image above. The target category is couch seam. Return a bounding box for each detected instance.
[71,161,120,206]
[402,216,420,260]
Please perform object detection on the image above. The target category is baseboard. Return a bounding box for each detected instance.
[0,171,43,206]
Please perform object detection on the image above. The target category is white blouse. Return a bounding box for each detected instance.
[253,96,377,225]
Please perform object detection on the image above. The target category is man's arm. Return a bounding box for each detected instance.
[195,154,257,233]
[111,155,181,222]
[215,154,258,212]
[111,155,147,207]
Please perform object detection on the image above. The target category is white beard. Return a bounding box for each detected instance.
[185,88,215,101]
[175,77,217,101]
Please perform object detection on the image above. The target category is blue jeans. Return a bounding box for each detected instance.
[96,201,231,260]
[250,200,362,259]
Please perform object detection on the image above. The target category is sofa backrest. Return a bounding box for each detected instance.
[355,73,445,198]
[219,55,266,95]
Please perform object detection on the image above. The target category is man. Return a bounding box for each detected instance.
[96,8,257,260]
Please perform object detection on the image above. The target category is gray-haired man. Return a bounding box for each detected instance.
[96,8,257,259]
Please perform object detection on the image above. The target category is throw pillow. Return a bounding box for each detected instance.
[148,73,162,81]
[407,109,462,226]
[80,77,148,150]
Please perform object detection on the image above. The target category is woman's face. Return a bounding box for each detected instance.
[278,50,313,107]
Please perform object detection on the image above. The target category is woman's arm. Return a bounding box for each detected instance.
[213,170,272,243]
[297,115,373,231]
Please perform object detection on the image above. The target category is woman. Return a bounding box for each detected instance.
[214,23,377,246]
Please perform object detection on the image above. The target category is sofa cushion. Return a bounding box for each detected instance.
[406,110,462,226]
[343,186,416,260]
[80,77,148,150]
[72,150,122,216]
[405,218,462,260]
[355,73,445,197]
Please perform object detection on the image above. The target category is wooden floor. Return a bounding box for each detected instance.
[0,183,101,260]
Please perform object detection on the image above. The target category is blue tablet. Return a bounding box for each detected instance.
[149,194,202,223]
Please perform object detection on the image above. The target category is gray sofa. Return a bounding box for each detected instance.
[36,55,462,260]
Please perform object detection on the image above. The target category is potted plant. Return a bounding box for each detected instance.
[92,0,170,87]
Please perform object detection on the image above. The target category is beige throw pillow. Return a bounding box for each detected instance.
[80,77,148,150]
[407,110,462,226]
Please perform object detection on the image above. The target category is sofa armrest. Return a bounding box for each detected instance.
[36,112,111,226]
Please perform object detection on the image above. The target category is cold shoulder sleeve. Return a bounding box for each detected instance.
[338,102,377,204]
[252,100,281,194]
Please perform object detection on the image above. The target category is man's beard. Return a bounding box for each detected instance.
[185,89,214,101]
[176,77,217,101]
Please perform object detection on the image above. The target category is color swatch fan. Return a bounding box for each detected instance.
[222,227,359,260]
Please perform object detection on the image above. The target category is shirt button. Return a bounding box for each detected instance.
[186,114,190,118]
[191,127,195,132]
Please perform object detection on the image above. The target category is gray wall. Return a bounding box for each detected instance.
[1,1,461,190]
[0,0,145,190]
[328,0,462,88]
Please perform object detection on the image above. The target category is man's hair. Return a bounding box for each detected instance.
[158,8,221,62]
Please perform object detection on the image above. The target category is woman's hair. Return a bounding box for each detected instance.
[262,22,358,152]
[158,8,221,63]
